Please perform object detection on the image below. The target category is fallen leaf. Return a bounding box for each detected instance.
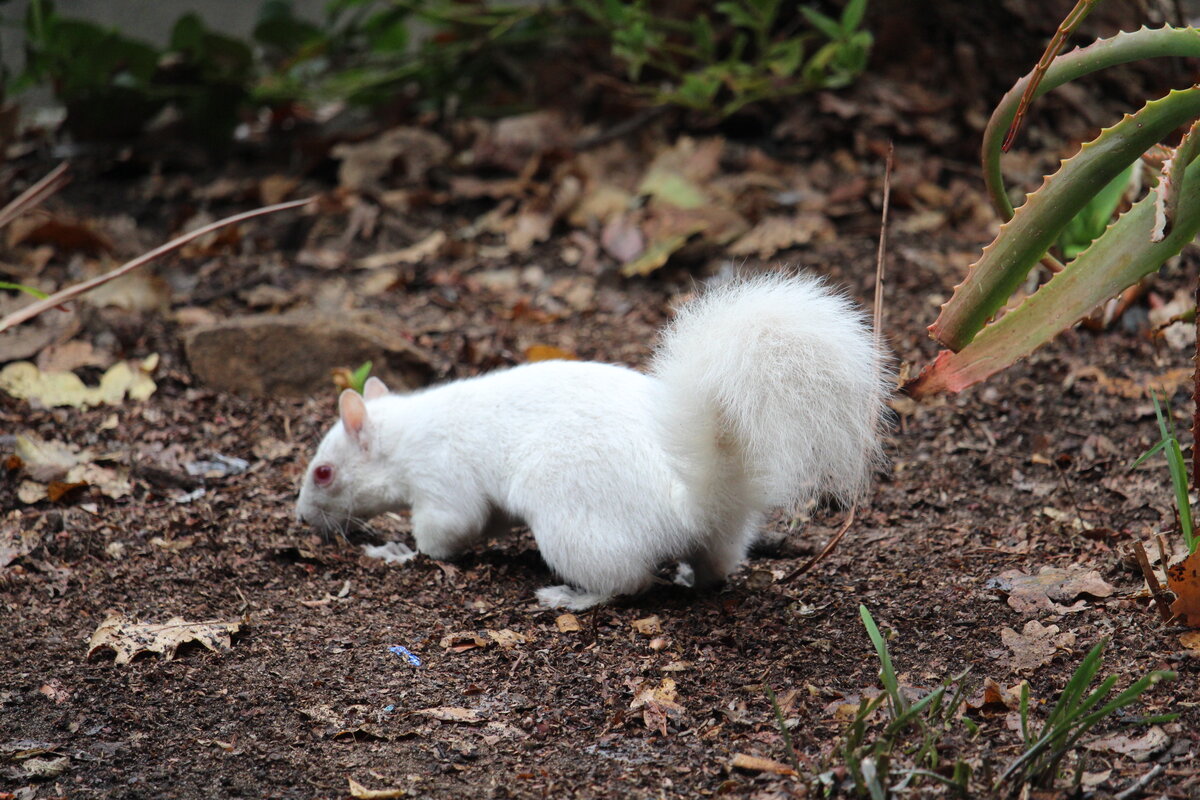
[628,677,685,735]
[332,127,451,190]
[87,615,241,665]
[730,753,796,776]
[988,566,1115,614]
[8,213,113,254]
[486,629,527,649]
[15,434,85,482]
[525,345,577,362]
[1167,548,1200,627]
[259,174,299,206]
[348,777,408,799]
[356,230,448,269]
[555,614,581,633]
[1001,620,1076,673]
[632,616,663,636]
[45,480,87,502]
[36,339,110,373]
[439,631,491,652]
[65,463,131,500]
[1180,631,1200,655]
[966,677,1022,713]
[1084,726,1170,762]
[412,707,485,724]
[727,213,835,259]
[0,355,157,408]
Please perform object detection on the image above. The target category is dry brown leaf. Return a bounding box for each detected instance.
[332,127,451,190]
[1084,727,1170,762]
[45,480,87,502]
[525,345,577,362]
[632,616,663,636]
[348,777,408,799]
[1180,631,1200,654]
[1167,548,1200,627]
[989,566,1115,614]
[1001,620,1076,673]
[15,434,85,482]
[356,230,448,269]
[555,613,582,633]
[87,615,241,665]
[486,629,527,649]
[8,213,114,255]
[966,677,1022,712]
[628,677,684,735]
[259,175,299,206]
[727,213,835,259]
[730,754,796,776]
[36,339,110,373]
[439,631,491,652]
[412,707,485,724]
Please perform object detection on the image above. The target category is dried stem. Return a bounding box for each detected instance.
[873,142,893,344]
[781,506,856,584]
[1003,0,1100,152]
[0,162,70,230]
[0,197,314,334]
[1131,540,1173,623]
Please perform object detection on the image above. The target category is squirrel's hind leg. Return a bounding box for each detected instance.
[687,516,761,588]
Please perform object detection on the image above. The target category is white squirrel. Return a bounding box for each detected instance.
[295,272,888,609]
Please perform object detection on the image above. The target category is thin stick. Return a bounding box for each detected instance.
[0,197,314,333]
[1114,764,1165,800]
[780,506,855,584]
[872,142,893,344]
[0,162,70,230]
[1131,540,1173,623]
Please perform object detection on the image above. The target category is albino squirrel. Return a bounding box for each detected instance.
[296,273,888,609]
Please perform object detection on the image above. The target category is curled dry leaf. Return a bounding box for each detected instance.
[555,613,582,633]
[730,754,796,776]
[632,616,663,636]
[1167,548,1200,627]
[87,615,241,665]
[439,631,491,652]
[1084,726,1170,762]
[628,677,684,735]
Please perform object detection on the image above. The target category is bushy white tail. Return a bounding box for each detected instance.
[651,273,888,521]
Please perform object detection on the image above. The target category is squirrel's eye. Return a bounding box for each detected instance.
[313,464,334,486]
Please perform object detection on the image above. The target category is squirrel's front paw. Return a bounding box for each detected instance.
[536,585,612,610]
[362,542,418,564]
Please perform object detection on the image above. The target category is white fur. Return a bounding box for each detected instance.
[295,273,888,608]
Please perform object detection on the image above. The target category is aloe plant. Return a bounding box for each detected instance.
[905,18,1200,397]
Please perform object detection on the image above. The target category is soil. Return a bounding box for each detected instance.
[3,18,1200,800]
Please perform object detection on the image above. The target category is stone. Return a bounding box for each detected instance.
[183,311,433,397]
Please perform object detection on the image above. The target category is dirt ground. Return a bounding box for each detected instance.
[3,26,1200,800]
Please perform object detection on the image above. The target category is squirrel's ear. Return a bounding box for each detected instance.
[363,376,389,400]
[339,389,371,449]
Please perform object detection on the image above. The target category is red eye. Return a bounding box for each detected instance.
[313,464,334,486]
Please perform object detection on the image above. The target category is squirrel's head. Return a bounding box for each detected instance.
[295,376,390,535]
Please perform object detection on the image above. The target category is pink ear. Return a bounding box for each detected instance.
[363,376,389,400]
[339,389,370,449]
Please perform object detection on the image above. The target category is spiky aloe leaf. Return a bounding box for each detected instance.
[930,86,1200,352]
[985,26,1200,221]
[907,138,1200,397]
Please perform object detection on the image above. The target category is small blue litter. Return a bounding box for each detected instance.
[383,705,395,713]
[388,645,421,666]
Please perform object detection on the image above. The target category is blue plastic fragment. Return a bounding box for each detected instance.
[388,645,421,666]
[383,705,395,713]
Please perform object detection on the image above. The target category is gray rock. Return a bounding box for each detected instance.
[183,311,433,397]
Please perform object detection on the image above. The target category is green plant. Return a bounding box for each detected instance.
[1132,391,1198,554]
[0,281,48,299]
[576,0,871,116]
[255,0,566,114]
[12,0,253,141]
[996,638,1176,791]
[841,607,1174,797]
[349,360,374,395]
[905,2,1200,397]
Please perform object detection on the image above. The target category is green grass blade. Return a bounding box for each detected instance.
[860,605,907,717]
[0,281,50,299]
